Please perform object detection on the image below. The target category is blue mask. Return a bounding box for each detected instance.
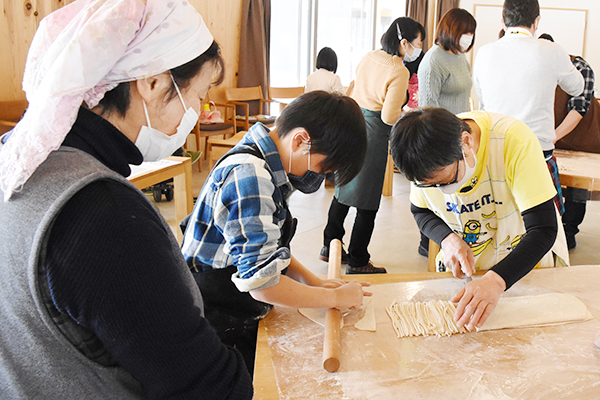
[288,140,326,194]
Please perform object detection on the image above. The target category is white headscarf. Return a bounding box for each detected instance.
[0,0,213,201]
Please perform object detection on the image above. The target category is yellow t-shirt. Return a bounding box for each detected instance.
[410,111,563,270]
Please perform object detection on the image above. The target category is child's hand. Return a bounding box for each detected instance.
[333,281,372,310]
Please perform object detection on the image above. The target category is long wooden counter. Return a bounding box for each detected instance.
[254,267,600,399]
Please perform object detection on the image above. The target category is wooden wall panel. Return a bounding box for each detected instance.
[0,0,242,102]
[0,0,73,101]
[190,0,243,102]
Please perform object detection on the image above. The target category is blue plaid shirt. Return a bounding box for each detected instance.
[181,123,293,292]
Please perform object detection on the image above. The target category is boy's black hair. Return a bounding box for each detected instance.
[99,41,225,117]
[502,0,540,29]
[276,91,367,186]
[538,33,554,42]
[390,108,470,182]
[381,17,425,57]
[316,47,338,74]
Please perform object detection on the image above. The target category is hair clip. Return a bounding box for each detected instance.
[396,23,403,41]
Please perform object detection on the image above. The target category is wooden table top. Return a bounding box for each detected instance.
[254,267,600,399]
[554,149,600,191]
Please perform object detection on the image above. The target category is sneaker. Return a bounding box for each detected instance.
[418,244,429,257]
[346,261,387,274]
[319,245,348,264]
[566,235,577,250]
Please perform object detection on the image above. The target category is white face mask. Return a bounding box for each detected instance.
[459,34,474,53]
[403,41,422,62]
[440,147,477,195]
[397,23,421,63]
[135,74,199,162]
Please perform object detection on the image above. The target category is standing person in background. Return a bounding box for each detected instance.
[473,0,584,216]
[418,8,476,114]
[403,51,424,110]
[540,33,598,250]
[320,17,425,274]
[0,1,253,398]
[416,7,476,257]
[305,47,345,94]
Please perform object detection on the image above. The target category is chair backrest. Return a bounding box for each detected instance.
[269,86,304,100]
[0,100,28,124]
[225,86,265,102]
[345,80,355,97]
[0,100,28,134]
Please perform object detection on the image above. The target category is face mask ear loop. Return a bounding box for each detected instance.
[289,138,293,173]
[142,100,152,129]
[307,142,311,170]
[169,72,187,110]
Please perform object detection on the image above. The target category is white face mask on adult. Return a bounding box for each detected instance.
[440,147,477,195]
[135,74,199,162]
[459,34,474,53]
[397,23,422,63]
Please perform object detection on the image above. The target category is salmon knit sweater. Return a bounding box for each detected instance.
[351,49,409,125]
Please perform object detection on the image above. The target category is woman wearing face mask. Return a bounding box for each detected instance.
[415,8,476,257]
[0,1,254,398]
[321,17,425,274]
[418,8,476,114]
[181,91,372,373]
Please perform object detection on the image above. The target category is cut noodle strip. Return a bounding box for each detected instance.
[386,299,468,338]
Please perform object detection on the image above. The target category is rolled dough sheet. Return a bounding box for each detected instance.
[478,292,593,331]
[299,298,376,331]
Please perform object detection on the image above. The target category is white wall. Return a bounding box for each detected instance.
[460,0,600,99]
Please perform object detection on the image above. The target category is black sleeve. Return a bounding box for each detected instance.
[491,199,558,290]
[46,180,252,400]
[411,203,454,245]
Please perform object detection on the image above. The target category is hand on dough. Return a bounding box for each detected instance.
[451,271,506,330]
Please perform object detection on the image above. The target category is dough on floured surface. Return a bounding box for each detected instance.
[387,293,592,338]
[299,298,375,331]
[354,298,376,331]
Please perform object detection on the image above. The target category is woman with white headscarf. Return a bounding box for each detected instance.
[0,1,252,398]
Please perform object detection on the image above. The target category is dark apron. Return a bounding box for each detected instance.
[335,108,391,210]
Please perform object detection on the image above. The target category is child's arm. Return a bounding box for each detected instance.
[285,255,370,290]
[249,274,368,310]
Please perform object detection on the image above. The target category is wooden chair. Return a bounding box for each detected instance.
[269,86,304,111]
[206,130,247,169]
[224,86,276,131]
[0,100,28,134]
[345,80,355,97]
[191,101,236,172]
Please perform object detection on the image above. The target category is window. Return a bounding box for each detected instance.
[270,0,406,87]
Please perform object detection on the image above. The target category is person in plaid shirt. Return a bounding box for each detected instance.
[181,91,371,373]
[540,33,597,249]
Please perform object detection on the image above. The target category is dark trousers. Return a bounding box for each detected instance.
[193,267,273,377]
[562,187,588,240]
[323,196,378,268]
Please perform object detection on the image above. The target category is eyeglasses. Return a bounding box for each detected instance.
[413,159,460,189]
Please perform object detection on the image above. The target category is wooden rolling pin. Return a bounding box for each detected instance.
[322,239,342,372]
